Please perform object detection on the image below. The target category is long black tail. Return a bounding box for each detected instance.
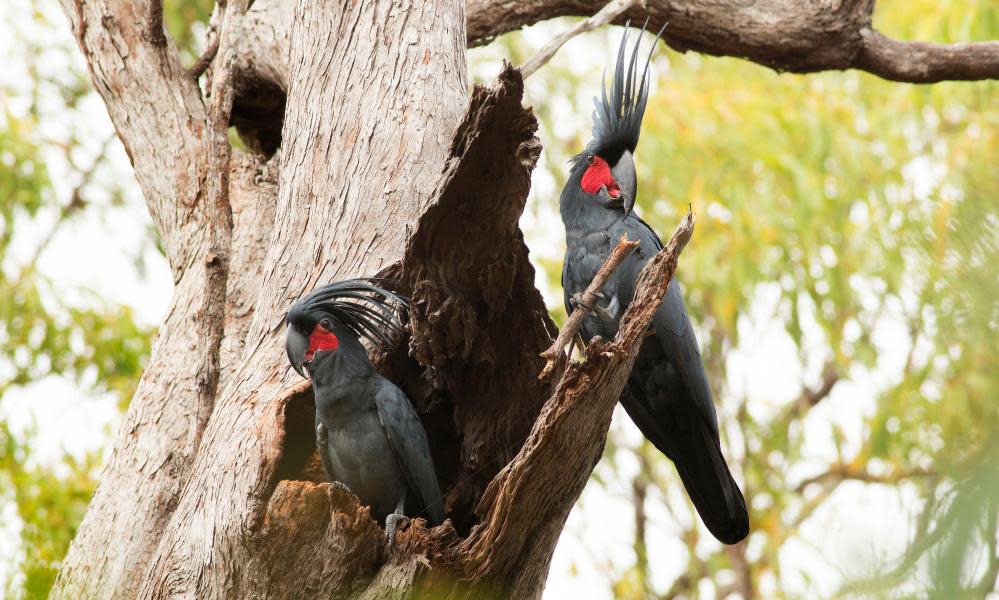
[671,417,749,544]
[621,395,749,544]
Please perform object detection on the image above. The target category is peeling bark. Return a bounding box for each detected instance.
[402,65,556,532]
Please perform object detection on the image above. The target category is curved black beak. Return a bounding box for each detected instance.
[612,150,637,216]
[285,326,309,379]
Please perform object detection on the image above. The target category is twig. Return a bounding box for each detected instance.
[778,361,839,425]
[793,464,935,495]
[538,234,639,379]
[519,0,644,80]
[188,35,221,80]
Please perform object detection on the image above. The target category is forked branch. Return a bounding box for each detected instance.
[519,0,644,79]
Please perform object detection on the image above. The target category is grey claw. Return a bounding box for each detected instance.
[570,292,604,316]
[385,513,409,548]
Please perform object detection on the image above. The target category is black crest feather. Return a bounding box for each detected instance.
[582,21,666,163]
[287,278,407,347]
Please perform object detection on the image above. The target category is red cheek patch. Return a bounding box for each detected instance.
[305,325,339,362]
[580,156,621,198]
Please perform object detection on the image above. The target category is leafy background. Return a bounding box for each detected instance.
[1,1,995,598]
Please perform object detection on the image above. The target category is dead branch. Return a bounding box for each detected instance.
[538,235,639,380]
[188,34,221,80]
[461,209,694,594]
[856,29,999,83]
[519,0,643,79]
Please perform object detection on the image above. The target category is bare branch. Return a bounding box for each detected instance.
[794,463,935,495]
[468,0,999,84]
[538,234,639,379]
[519,0,643,79]
[188,34,221,80]
[856,29,999,83]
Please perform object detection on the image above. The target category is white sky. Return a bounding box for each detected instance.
[0,4,965,597]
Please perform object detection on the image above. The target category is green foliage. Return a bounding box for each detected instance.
[0,114,154,598]
[165,0,215,59]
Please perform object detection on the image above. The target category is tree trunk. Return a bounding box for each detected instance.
[52,0,999,597]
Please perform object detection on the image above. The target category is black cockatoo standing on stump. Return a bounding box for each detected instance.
[285,279,443,544]
[559,27,749,544]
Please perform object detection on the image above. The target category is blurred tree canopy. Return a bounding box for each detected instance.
[2,0,996,598]
[0,1,167,596]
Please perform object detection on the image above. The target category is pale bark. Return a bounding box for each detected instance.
[55,0,228,596]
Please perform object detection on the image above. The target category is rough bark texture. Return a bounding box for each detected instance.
[54,0,999,596]
[400,66,555,531]
[54,0,227,596]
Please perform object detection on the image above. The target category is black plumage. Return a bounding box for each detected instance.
[285,279,443,543]
[559,26,749,544]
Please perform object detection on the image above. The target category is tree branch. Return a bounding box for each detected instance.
[469,0,999,83]
[519,0,643,79]
[188,34,221,79]
[779,362,840,425]
[855,29,999,83]
[794,463,935,495]
[462,210,694,594]
[538,235,639,379]
[58,0,212,270]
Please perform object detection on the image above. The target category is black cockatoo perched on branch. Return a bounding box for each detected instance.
[285,279,443,544]
[559,28,749,544]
